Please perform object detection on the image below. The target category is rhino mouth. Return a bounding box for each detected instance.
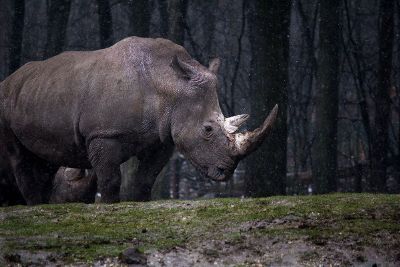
[207,166,232,181]
[186,156,233,181]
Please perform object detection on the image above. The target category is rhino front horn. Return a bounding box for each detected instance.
[234,104,278,157]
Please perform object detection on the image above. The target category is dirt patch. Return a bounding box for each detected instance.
[1,194,399,266]
[145,235,399,266]
[2,250,65,266]
[143,211,400,267]
[240,214,305,231]
[3,238,398,267]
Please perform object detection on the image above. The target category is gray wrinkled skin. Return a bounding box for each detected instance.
[0,37,276,205]
[49,168,97,204]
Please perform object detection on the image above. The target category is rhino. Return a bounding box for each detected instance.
[0,37,278,205]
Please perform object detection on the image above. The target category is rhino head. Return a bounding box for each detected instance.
[169,56,278,181]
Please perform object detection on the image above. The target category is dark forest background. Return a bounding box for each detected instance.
[1,0,400,202]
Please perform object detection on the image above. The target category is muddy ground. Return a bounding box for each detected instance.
[0,194,399,266]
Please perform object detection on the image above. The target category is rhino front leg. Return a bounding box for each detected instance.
[88,139,124,203]
[132,145,174,201]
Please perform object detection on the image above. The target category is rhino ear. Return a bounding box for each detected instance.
[208,58,220,74]
[171,55,197,80]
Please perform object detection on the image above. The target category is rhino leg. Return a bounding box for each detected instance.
[132,145,174,201]
[50,168,97,204]
[7,140,59,205]
[88,139,125,203]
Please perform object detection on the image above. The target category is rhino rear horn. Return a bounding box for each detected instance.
[224,114,249,133]
[234,105,278,157]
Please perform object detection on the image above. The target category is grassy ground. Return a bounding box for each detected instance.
[0,193,399,266]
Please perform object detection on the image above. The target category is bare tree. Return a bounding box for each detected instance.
[44,0,71,58]
[8,0,25,74]
[246,0,291,196]
[167,0,187,199]
[369,0,395,192]
[96,0,113,48]
[120,0,151,201]
[0,0,13,79]
[167,0,187,44]
[128,0,150,37]
[312,0,341,193]
[158,0,169,38]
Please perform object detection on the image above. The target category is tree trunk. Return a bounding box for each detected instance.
[158,0,169,38]
[164,0,187,199]
[245,0,291,197]
[369,0,394,192]
[0,0,12,79]
[167,0,187,45]
[8,0,25,75]
[311,0,341,194]
[151,165,170,200]
[201,0,217,62]
[128,0,150,37]
[96,0,113,48]
[44,0,71,59]
[120,157,139,201]
[169,152,181,199]
[120,0,151,200]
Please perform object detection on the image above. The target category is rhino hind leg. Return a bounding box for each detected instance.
[7,139,59,205]
[50,168,97,204]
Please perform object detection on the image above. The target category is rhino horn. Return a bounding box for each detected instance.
[233,104,278,156]
[224,114,249,133]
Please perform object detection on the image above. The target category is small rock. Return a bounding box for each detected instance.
[355,254,366,262]
[297,222,310,229]
[273,218,285,225]
[119,247,146,265]
[203,248,219,258]
[312,238,327,246]
[4,253,21,263]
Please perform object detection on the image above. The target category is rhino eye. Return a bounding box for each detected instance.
[204,125,213,133]
[202,123,214,139]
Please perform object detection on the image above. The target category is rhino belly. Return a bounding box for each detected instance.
[13,125,91,168]
[9,105,91,168]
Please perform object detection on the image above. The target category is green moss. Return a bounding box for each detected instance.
[0,193,399,263]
